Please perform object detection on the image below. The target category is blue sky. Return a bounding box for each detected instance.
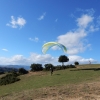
[0,0,100,66]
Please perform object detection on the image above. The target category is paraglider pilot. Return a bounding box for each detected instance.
[50,66,53,76]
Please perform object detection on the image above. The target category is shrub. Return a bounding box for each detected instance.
[74,61,79,65]
[54,65,64,70]
[18,68,28,75]
[69,64,76,68]
[0,71,4,75]
[0,72,20,85]
[11,70,19,77]
[55,66,62,70]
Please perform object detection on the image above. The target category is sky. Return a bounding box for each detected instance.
[0,0,100,66]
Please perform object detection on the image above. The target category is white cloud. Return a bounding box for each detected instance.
[89,25,99,32]
[6,16,26,28]
[0,55,28,65]
[97,16,100,25]
[77,8,95,16]
[0,53,57,65]
[29,53,57,64]
[0,53,97,66]
[68,55,97,64]
[2,49,8,52]
[29,37,39,42]
[56,29,88,55]
[85,8,95,16]
[38,12,46,20]
[53,11,99,55]
[76,14,93,28]
[11,55,27,64]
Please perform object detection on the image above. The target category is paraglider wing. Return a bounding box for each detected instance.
[42,42,67,54]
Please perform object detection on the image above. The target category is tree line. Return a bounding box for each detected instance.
[0,55,79,85]
[30,55,79,71]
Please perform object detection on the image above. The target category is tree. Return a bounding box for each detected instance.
[74,61,79,65]
[44,63,54,71]
[30,63,43,71]
[58,55,69,66]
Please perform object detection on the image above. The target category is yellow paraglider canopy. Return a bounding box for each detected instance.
[42,42,67,54]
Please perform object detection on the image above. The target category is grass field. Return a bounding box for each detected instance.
[0,64,100,100]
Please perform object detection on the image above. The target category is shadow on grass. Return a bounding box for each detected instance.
[70,68,100,71]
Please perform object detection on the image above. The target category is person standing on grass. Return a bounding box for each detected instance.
[89,60,91,64]
[50,67,53,76]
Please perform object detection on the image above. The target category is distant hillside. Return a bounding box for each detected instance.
[0,67,18,72]
[0,65,30,72]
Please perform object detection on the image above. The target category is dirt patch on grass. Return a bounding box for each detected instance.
[27,71,48,77]
[1,81,100,100]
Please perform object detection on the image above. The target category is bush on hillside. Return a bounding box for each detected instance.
[54,65,68,70]
[74,61,79,65]
[54,66,62,70]
[18,68,28,75]
[54,65,76,70]
[69,64,76,68]
[0,72,20,85]
[11,70,19,76]
[0,71,4,75]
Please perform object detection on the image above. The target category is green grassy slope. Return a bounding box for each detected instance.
[0,64,100,97]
